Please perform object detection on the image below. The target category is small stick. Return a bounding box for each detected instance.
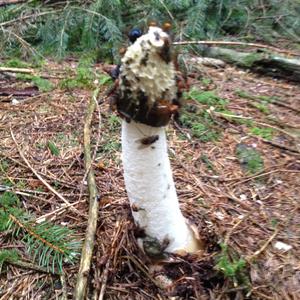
[98,221,124,300]
[0,67,65,79]
[0,67,35,74]
[7,259,60,275]
[214,111,297,140]
[224,214,250,245]
[36,200,85,223]
[173,40,300,56]
[74,88,101,300]
[98,259,111,300]
[246,227,280,262]
[259,138,300,155]
[10,128,81,215]
[60,272,68,300]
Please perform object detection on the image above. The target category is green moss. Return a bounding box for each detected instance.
[59,52,112,90]
[179,88,231,142]
[98,74,113,86]
[252,102,270,114]
[250,126,273,140]
[201,77,213,87]
[236,144,264,174]
[186,89,228,108]
[200,154,215,171]
[235,89,255,100]
[242,52,262,67]
[16,74,53,92]
[0,159,9,174]
[0,191,20,208]
[2,58,30,68]
[236,89,276,104]
[60,66,95,89]
[32,76,53,92]
[257,95,275,103]
[179,110,220,142]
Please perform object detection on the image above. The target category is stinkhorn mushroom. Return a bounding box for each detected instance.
[114,25,200,256]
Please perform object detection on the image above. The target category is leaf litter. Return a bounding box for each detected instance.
[0,58,299,299]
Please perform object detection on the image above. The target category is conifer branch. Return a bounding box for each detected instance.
[9,214,65,254]
[0,192,81,273]
[0,10,61,27]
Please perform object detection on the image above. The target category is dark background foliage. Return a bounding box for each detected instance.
[0,0,299,61]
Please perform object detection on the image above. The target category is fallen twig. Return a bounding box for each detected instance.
[0,86,39,97]
[60,272,68,300]
[246,227,280,262]
[98,221,123,300]
[213,111,297,140]
[224,213,250,245]
[7,259,60,275]
[0,67,64,80]
[0,67,35,74]
[259,138,300,155]
[36,200,85,223]
[74,88,101,300]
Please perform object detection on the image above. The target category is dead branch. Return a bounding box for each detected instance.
[0,86,39,97]
[0,67,62,79]
[246,227,280,262]
[196,46,300,81]
[0,67,35,74]
[259,138,300,155]
[74,88,101,300]
[173,40,300,57]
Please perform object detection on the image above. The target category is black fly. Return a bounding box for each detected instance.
[137,135,159,149]
[140,135,159,145]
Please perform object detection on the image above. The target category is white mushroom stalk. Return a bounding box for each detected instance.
[116,26,200,255]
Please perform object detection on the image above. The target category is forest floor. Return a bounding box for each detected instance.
[0,56,299,299]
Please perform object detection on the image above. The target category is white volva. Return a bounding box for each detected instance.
[122,121,198,252]
[119,26,199,253]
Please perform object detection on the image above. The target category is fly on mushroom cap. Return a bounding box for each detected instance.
[116,26,179,127]
[128,28,143,44]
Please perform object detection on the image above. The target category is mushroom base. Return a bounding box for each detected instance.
[121,120,199,253]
